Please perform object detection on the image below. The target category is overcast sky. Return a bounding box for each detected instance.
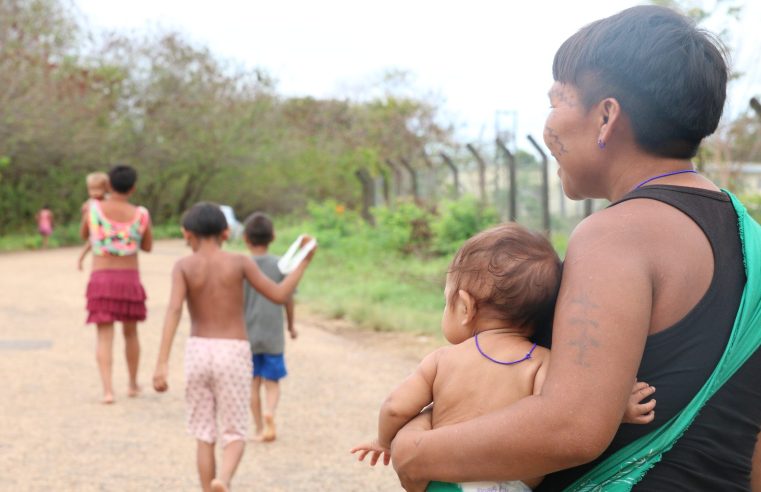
[74,0,761,148]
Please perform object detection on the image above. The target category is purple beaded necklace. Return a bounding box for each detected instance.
[474,332,537,365]
[633,169,697,190]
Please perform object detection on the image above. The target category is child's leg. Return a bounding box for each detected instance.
[262,379,281,441]
[216,440,245,489]
[250,376,264,440]
[213,339,251,487]
[95,323,114,403]
[263,379,281,416]
[122,321,140,396]
[196,440,216,492]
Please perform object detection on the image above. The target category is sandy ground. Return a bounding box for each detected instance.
[0,240,441,491]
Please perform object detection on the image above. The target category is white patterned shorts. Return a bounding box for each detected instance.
[184,337,252,447]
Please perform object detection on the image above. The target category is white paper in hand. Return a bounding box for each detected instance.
[278,235,317,274]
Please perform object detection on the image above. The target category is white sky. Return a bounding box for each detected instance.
[74,0,761,147]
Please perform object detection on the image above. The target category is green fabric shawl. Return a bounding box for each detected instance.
[566,191,761,491]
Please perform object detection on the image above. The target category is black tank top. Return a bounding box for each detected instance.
[536,186,761,491]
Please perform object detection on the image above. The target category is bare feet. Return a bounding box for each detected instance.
[262,414,276,442]
[127,385,141,398]
[101,393,115,405]
[210,478,228,492]
[251,432,265,442]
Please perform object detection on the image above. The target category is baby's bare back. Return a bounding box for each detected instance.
[179,250,248,340]
[431,336,549,429]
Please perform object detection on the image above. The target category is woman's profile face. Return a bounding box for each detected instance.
[543,82,600,200]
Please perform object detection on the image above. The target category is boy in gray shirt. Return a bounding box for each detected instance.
[242,212,297,442]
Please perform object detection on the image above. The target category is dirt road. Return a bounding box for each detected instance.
[0,241,438,491]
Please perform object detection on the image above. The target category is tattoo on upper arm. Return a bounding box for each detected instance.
[567,291,600,367]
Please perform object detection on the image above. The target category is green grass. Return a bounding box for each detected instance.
[0,221,183,252]
[3,214,570,339]
[230,221,450,336]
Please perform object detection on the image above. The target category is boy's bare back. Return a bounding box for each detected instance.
[429,335,550,429]
[177,249,250,340]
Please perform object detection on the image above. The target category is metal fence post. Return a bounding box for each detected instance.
[440,152,459,199]
[495,138,517,222]
[466,143,488,203]
[527,135,551,236]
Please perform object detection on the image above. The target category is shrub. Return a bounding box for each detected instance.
[372,201,434,254]
[430,195,500,255]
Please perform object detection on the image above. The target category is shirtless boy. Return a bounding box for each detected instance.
[152,202,314,492]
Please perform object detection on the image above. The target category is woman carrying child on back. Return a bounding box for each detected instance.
[80,164,153,404]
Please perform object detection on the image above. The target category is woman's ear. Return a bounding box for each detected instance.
[457,289,477,325]
[597,97,623,145]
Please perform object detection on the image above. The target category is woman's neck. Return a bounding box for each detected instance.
[107,192,130,203]
[606,154,700,202]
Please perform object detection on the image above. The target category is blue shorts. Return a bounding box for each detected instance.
[252,353,287,381]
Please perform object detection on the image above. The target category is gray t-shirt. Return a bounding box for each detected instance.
[243,254,286,355]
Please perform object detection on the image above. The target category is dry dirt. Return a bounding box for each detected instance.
[0,240,442,491]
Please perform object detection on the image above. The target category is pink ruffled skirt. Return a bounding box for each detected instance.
[86,269,147,324]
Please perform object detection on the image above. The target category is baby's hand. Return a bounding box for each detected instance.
[153,363,169,392]
[623,380,656,424]
[350,438,390,466]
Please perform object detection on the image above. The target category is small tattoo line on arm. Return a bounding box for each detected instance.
[567,292,601,367]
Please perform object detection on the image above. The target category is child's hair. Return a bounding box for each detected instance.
[108,165,137,193]
[448,223,562,333]
[243,212,274,246]
[182,202,228,238]
[86,172,109,192]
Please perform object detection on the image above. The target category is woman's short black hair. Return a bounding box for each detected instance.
[108,165,138,193]
[181,202,228,238]
[553,5,728,158]
[243,212,274,246]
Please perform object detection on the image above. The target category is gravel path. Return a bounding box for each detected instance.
[0,240,438,491]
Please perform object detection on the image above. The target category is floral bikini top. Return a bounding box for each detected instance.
[88,199,150,256]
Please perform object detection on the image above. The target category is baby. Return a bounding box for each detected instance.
[77,172,109,271]
[352,223,656,491]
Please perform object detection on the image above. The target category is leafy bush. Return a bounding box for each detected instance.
[306,199,364,247]
[372,201,434,254]
[741,193,761,224]
[430,195,500,255]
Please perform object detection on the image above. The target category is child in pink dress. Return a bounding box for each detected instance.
[36,205,53,248]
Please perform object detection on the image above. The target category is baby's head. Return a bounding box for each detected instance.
[181,202,229,244]
[443,223,561,343]
[86,172,109,200]
[243,212,274,247]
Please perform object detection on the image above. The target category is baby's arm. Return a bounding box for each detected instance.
[77,242,91,271]
[242,239,316,304]
[153,261,188,392]
[623,380,656,424]
[351,349,439,465]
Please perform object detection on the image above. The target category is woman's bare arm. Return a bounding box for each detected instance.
[141,221,153,252]
[752,430,761,492]
[392,210,653,489]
